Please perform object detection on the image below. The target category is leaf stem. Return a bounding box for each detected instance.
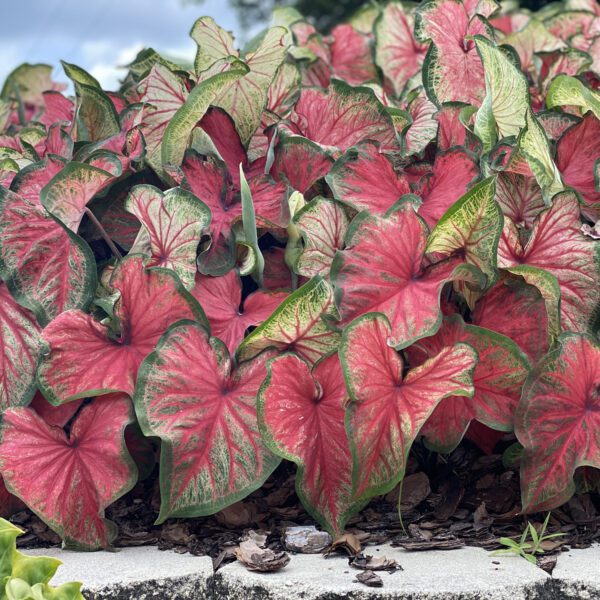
[85,207,123,260]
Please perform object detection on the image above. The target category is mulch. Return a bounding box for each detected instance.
[11,436,600,575]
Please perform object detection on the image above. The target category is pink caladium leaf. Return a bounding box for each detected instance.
[237,276,340,364]
[340,313,476,502]
[329,24,377,86]
[414,149,479,227]
[472,276,550,364]
[191,270,287,354]
[403,91,439,156]
[465,421,505,455]
[10,155,65,206]
[556,112,600,221]
[37,256,207,402]
[406,314,529,453]
[497,191,600,333]
[137,64,188,172]
[40,161,120,232]
[0,283,40,413]
[39,91,74,127]
[258,352,358,536]
[271,135,333,194]
[516,333,600,512]
[326,142,410,214]
[0,188,96,326]
[287,80,399,152]
[375,2,428,97]
[435,103,471,150]
[0,394,137,549]
[125,184,211,289]
[293,197,350,278]
[134,321,280,521]
[332,202,463,349]
[494,172,545,229]
[30,392,82,429]
[415,0,496,105]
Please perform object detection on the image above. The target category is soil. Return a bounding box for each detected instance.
[11,437,600,575]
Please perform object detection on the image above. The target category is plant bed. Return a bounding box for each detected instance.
[0,0,599,594]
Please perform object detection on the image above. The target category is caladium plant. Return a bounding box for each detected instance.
[0,0,599,550]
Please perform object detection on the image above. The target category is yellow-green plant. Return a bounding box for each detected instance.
[0,519,83,600]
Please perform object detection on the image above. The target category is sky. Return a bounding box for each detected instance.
[0,0,255,91]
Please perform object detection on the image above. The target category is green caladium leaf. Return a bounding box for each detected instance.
[125,184,211,289]
[236,276,340,364]
[426,177,501,283]
[191,20,289,144]
[239,166,265,287]
[62,62,119,143]
[161,58,249,168]
[546,74,600,119]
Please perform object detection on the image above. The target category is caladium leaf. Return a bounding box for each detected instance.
[125,185,211,289]
[134,321,280,522]
[9,155,65,206]
[237,276,340,364]
[415,0,495,105]
[332,202,463,349]
[0,188,96,326]
[138,64,188,173]
[326,141,410,214]
[258,352,358,536]
[407,314,529,452]
[494,173,545,229]
[516,333,600,512]
[426,177,501,282]
[293,197,349,278]
[37,256,207,402]
[30,392,82,429]
[162,59,249,169]
[556,112,600,220]
[191,16,237,74]
[330,24,377,86]
[0,283,40,413]
[0,394,136,549]
[40,162,119,232]
[375,2,428,97]
[192,270,287,353]
[271,136,333,194]
[414,149,479,228]
[546,74,600,119]
[497,191,600,333]
[473,35,528,149]
[403,91,438,156]
[435,103,471,150]
[340,313,476,501]
[472,276,550,364]
[287,80,399,151]
[194,26,289,145]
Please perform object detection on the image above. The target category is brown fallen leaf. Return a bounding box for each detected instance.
[400,472,431,511]
[355,570,383,587]
[234,540,290,572]
[325,532,361,557]
[350,553,400,573]
[394,532,464,551]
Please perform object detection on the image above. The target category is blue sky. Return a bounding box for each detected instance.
[1,0,255,90]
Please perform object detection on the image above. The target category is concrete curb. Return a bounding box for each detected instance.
[29,543,600,600]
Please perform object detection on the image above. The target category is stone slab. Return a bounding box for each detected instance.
[27,546,214,600]
[552,545,600,599]
[23,543,600,600]
[214,544,550,600]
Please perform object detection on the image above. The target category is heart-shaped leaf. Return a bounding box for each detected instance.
[516,333,600,512]
[340,313,476,502]
[135,321,280,522]
[258,352,358,536]
[38,256,207,402]
[332,202,464,349]
[0,395,136,549]
[125,185,211,289]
